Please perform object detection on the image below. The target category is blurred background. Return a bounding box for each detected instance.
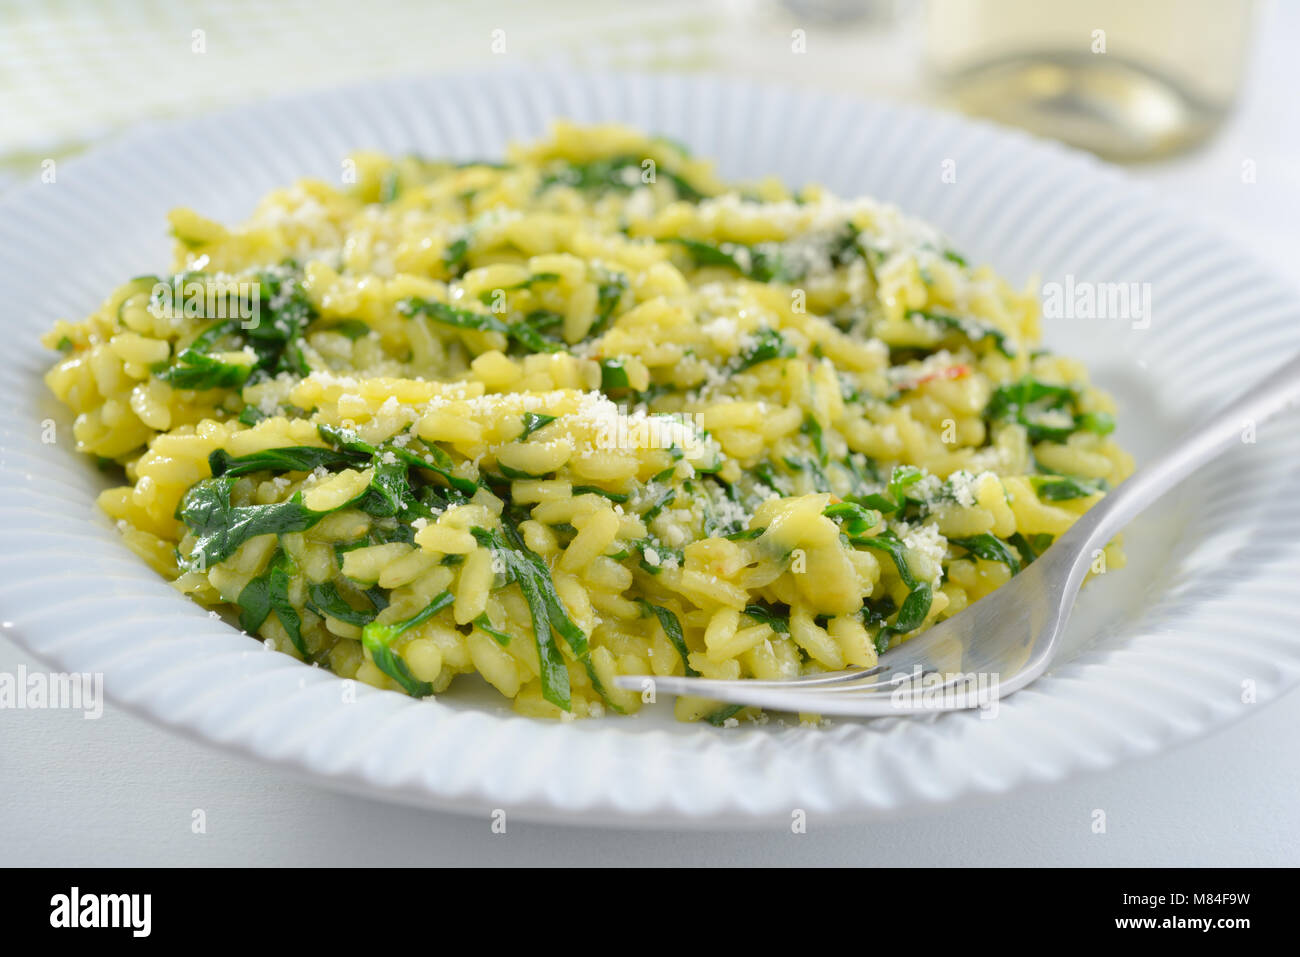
[1,0,1293,274]
[3,0,1299,866]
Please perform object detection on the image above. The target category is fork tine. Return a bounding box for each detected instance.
[612,623,960,702]
[612,665,885,697]
[610,675,992,717]
[612,569,1036,716]
[612,639,1001,716]
[611,664,976,707]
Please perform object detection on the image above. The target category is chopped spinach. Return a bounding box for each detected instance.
[875,583,932,654]
[236,548,306,657]
[307,580,380,627]
[1007,531,1054,565]
[848,527,920,589]
[589,271,629,335]
[660,238,795,283]
[1032,474,1107,501]
[636,600,698,676]
[245,267,315,378]
[360,591,455,697]
[949,533,1022,575]
[154,318,253,390]
[476,272,561,306]
[706,703,745,727]
[847,464,925,516]
[177,476,324,572]
[734,327,795,372]
[209,446,362,478]
[317,423,478,497]
[473,613,514,647]
[909,309,1016,358]
[330,319,372,340]
[599,358,631,391]
[572,485,629,503]
[640,487,676,522]
[985,377,1112,444]
[823,501,883,537]
[443,235,470,276]
[801,414,827,464]
[152,265,317,390]
[398,297,564,354]
[742,601,791,634]
[540,155,706,202]
[470,522,617,713]
[842,525,935,651]
[519,412,557,441]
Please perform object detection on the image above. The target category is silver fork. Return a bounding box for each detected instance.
[615,352,1300,717]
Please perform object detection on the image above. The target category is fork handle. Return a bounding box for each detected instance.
[1065,350,1300,557]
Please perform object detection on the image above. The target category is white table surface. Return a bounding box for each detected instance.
[3,0,1299,866]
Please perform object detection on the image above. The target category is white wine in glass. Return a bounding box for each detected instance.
[925,0,1255,161]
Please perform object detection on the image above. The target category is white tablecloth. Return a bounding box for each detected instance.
[3,0,1297,865]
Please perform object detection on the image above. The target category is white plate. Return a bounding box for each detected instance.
[3,71,1299,827]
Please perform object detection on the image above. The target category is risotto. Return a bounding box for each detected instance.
[41,122,1132,722]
